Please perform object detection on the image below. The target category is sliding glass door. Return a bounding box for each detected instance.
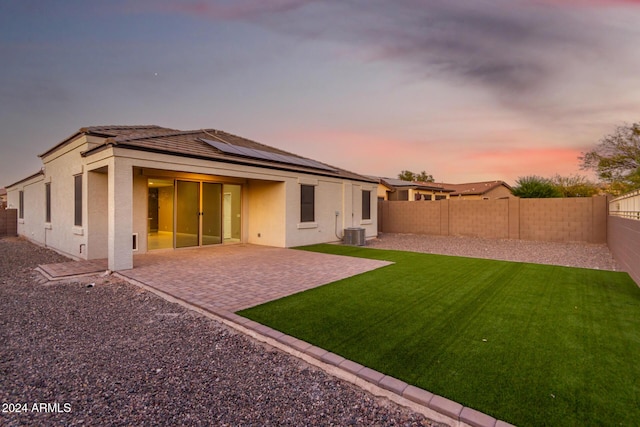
[202,182,222,245]
[176,181,200,248]
[150,179,237,249]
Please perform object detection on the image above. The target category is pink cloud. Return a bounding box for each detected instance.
[160,0,309,20]
[458,147,587,182]
[268,128,592,185]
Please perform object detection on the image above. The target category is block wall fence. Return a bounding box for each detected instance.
[0,209,18,237]
[378,196,609,243]
[608,216,640,285]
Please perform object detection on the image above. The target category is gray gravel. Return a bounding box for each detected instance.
[368,233,618,271]
[0,237,440,427]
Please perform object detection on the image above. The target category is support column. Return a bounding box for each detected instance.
[108,158,133,271]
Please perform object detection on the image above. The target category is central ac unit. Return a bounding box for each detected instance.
[343,227,365,246]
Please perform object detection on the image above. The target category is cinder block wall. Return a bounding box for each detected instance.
[380,201,443,235]
[380,196,608,243]
[0,209,18,237]
[449,199,510,239]
[520,198,596,242]
[608,216,640,285]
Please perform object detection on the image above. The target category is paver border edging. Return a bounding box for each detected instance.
[108,272,514,427]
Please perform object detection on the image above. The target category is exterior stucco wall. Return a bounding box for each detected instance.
[485,185,514,199]
[247,180,286,247]
[7,174,46,245]
[283,177,377,248]
[133,172,148,253]
[86,170,108,259]
[10,139,377,269]
[29,135,94,259]
[376,184,390,200]
[413,189,450,201]
[96,147,377,250]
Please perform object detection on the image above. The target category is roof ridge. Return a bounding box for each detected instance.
[443,180,503,186]
[113,128,201,142]
[84,125,163,131]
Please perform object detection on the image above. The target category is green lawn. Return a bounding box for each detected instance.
[238,244,640,427]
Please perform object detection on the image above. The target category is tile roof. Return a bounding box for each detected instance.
[379,177,453,192]
[441,180,512,196]
[49,125,375,183]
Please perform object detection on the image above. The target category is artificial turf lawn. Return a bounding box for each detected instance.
[238,244,640,427]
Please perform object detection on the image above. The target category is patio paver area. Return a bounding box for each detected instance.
[39,244,392,312]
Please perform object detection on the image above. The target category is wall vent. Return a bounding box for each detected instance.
[132,233,138,251]
[343,227,365,246]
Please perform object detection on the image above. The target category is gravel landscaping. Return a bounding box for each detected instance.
[1,234,619,426]
[368,233,618,271]
[0,237,439,427]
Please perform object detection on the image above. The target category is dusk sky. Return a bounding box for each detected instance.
[1,0,639,187]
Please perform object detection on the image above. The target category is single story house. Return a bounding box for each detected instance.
[6,125,378,271]
[376,178,453,201]
[443,181,514,200]
[377,178,514,201]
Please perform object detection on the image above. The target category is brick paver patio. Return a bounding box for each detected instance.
[39,244,391,312]
[36,243,508,426]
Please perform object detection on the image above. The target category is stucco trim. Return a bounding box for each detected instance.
[297,222,318,229]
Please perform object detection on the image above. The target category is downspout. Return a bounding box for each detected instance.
[335,211,343,240]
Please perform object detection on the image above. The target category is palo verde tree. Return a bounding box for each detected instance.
[580,122,640,195]
[511,175,562,198]
[398,170,435,182]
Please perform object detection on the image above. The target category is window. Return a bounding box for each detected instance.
[45,182,51,223]
[300,185,315,223]
[74,174,82,226]
[19,191,24,219]
[435,195,446,200]
[362,190,371,220]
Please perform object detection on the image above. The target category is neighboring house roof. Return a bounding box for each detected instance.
[442,180,512,196]
[41,125,376,183]
[378,177,454,192]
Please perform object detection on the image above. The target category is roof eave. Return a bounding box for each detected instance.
[5,169,45,189]
[38,127,117,159]
[82,143,376,183]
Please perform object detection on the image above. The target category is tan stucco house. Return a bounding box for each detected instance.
[376,178,453,201]
[444,181,514,200]
[6,125,377,271]
[375,178,514,201]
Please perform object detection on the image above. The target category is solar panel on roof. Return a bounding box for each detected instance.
[203,139,246,156]
[200,138,335,172]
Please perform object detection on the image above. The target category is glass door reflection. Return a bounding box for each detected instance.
[175,180,200,248]
[202,182,222,245]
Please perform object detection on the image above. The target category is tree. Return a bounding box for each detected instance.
[580,122,640,195]
[511,176,562,198]
[397,170,434,182]
[550,174,600,197]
